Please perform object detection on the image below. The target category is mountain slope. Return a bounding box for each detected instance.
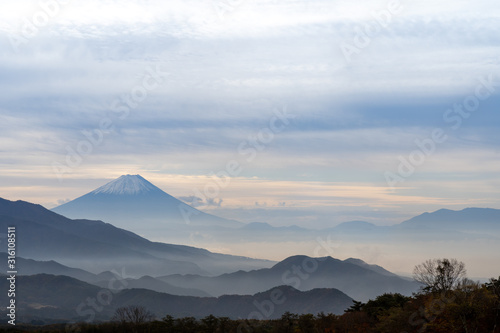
[343,258,398,277]
[399,208,500,231]
[92,275,210,297]
[52,174,241,231]
[52,177,500,255]
[0,253,210,297]
[0,211,206,276]
[0,274,354,322]
[158,255,420,301]
[0,252,97,282]
[0,197,274,276]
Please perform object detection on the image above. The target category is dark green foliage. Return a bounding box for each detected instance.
[345,300,365,313]
[1,280,499,333]
[363,293,410,319]
[201,315,219,333]
[297,314,316,333]
[1,260,497,333]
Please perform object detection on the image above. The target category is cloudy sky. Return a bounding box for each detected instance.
[1,0,499,228]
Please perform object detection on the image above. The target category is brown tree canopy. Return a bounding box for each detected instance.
[413,258,466,293]
[113,305,155,325]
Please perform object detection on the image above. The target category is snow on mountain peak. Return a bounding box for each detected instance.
[90,174,160,195]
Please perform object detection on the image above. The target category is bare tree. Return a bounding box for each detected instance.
[113,305,155,325]
[413,258,466,293]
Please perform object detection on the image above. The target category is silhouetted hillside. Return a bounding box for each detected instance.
[159,255,420,301]
[0,197,274,276]
[0,274,353,322]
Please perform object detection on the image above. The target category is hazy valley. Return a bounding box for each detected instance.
[0,175,498,325]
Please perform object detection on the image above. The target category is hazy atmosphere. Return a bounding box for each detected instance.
[1,1,500,330]
[1,0,500,283]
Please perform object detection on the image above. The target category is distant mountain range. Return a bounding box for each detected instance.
[399,208,500,231]
[3,195,421,304]
[50,175,500,246]
[0,274,354,322]
[0,197,273,276]
[158,255,419,301]
[0,253,209,297]
[234,208,500,241]
[0,251,418,302]
[1,174,498,323]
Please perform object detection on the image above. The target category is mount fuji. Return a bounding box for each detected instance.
[52,175,241,236]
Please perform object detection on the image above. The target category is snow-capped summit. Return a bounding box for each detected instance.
[91,174,160,195]
[52,174,241,233]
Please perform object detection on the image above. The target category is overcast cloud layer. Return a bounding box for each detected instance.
[1,0,499,230]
